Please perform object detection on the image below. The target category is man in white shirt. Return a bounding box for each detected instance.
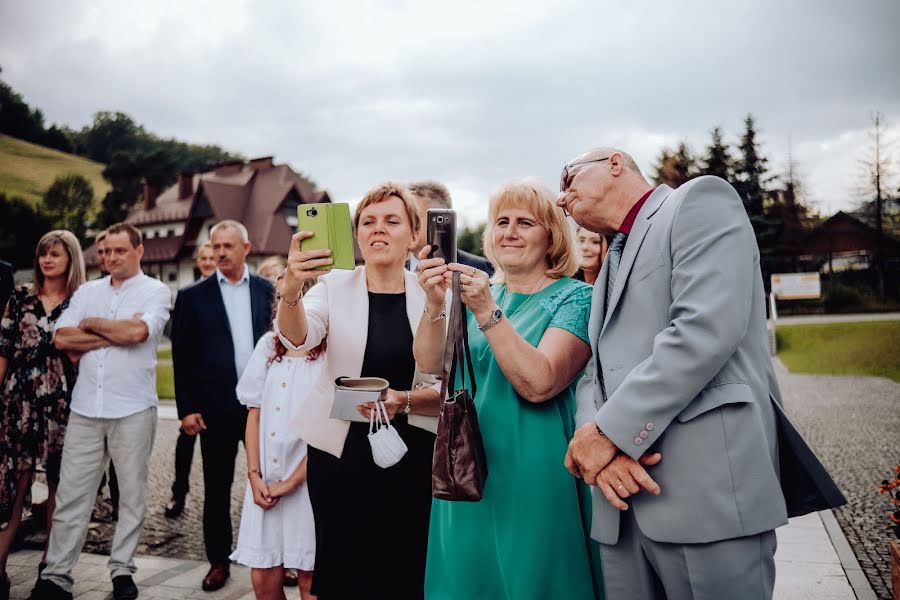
[30,223,171,600]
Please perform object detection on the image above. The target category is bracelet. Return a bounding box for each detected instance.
[279,290,303,307]
[248,468,262,479]
[423,305,446,323]
[403,390,412,414]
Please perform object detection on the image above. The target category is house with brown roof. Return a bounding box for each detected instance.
[798,209,900,272]
[84,157,329,292]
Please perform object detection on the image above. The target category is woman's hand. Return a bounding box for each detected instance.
[357,390,405,421]
[250,475,279,510]
[446,263,495,324]
[416,246,449,310]
[283,231,334,299]
[268,478,300,499]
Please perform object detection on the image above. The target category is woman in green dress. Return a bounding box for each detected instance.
[414,180,604,599]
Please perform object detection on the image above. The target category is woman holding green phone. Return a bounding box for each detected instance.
[276,182,442,600]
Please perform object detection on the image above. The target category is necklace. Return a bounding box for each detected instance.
[500,276,550,321]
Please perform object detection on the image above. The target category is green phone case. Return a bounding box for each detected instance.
[297,203,355,270]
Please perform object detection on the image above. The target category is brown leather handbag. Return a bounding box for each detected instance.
[432,272,488,501]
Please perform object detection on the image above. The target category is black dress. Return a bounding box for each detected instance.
[307,292,435,600]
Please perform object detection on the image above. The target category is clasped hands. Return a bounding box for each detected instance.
[564,422,662,510]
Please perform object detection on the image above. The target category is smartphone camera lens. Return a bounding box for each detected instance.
[437,216,444,223]
[307,208,318,217]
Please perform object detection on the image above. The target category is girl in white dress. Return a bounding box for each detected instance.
[232,330,322,600]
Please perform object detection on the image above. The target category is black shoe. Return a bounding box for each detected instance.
[164,495,185,519]
[1,573,10,600]
[27,577,73,600]
[112,575,139,600]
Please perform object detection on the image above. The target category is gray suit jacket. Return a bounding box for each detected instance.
[575,177,789,545]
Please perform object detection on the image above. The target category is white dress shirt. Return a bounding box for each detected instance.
[217,265,255,379]
[55,272,171,419]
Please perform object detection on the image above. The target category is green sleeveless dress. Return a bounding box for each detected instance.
[424,277,604,600]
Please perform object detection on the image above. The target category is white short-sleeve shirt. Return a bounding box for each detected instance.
[55,272,171,419]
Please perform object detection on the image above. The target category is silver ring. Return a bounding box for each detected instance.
[470,268,477,276]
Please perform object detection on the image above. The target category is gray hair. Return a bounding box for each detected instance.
[572,147,646,179]
[210,219,249,243]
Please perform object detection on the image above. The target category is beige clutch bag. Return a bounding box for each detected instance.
[329,376,389,423]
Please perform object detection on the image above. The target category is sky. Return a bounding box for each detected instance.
[2,0,898,226]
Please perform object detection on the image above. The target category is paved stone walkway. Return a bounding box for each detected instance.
[6,511,864,599]
[775,358,898,599]
[775,312,900,325]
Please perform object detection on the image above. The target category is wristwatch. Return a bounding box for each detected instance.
[478,307,504,332]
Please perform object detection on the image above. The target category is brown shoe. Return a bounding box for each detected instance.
[282,569,299,587]
[201,563,230,592]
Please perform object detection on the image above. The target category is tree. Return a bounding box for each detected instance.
[42,174,95,241]
[81,111,145,164]
[769,143,813,272]
[458,223,486,256]
[699,126,733,181]
[856,111,895,300]
[733,114,779,283]
[651,142,697,188]
[0,193,55,269]
[96,152,144,229]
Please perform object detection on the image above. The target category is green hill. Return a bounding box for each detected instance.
[0,134,110,208]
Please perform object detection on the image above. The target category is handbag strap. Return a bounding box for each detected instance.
[441,272,477,405]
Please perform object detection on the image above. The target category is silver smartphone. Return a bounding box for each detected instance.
[426,208,457,263]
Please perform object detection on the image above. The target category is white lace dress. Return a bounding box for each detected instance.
[230,332,321,570]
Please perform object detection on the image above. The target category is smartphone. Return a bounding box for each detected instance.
[426,208,457,263]
[296,203,355,270]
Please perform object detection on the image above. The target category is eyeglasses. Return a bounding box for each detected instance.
[560,157,609,192]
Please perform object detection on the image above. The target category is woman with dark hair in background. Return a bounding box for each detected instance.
[0,230,85,599]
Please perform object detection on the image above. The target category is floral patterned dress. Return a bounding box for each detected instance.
[0,287,74,526]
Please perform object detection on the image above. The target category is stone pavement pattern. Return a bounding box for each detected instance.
[7,512,858,599]
[775,358,899,599]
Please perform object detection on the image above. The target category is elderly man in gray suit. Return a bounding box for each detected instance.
[560,148,842,599]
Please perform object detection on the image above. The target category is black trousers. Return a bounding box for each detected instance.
[199,422,244,564]
[171,429,196,499]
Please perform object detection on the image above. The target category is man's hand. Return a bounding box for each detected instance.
[181,413,206,436]
[596,452,663,510]
[564,422,618,483]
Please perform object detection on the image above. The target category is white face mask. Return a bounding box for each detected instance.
[368,401,408,469]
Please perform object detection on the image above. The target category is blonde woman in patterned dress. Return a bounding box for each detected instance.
[0,230,85,600]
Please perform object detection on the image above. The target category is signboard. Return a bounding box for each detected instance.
[771,273,821,300]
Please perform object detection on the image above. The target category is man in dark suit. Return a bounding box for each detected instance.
[0,260,13,316]
[172,220,274,592]
[408,181,494,276]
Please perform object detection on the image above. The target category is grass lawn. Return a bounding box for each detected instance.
[157,362,175,399]
[776,320,900,382]
[0,133,110,207]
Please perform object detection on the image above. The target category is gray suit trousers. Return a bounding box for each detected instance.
[601,508,776,600]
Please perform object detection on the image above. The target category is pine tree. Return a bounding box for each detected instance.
[651,142,696,188]
[733,114,779,283]
[770,143,812,272]
[700,126,733,182]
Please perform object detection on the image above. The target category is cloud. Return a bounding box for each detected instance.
[2,0,898,222]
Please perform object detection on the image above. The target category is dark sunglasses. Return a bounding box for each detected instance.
[560,157,609,192]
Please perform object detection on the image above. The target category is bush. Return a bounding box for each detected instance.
[823,283,864,313]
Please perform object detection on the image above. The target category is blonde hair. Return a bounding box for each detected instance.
[257,255,286,281]
[31,230,86,298]
[482,180,580,283]
[353,182,420,234]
